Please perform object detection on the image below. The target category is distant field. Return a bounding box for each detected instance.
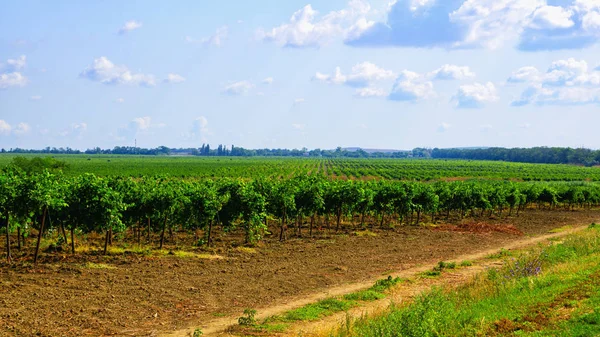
[1,154,600,181]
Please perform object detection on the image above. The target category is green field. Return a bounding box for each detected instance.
[1,154,600,181]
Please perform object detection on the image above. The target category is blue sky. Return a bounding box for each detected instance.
[1,0,600,151]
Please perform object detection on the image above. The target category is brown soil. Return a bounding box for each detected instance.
[1,209,598,337]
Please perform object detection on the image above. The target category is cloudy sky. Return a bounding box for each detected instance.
[1,0,600,150]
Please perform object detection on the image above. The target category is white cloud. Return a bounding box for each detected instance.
[119,20,142,35]
[30,95,42,101]
[450,0,545,49]
[511,58,600,106]
[223,80,254,95]
[80,57,156,87]
[262,77,274,84]
[508,66,541,83]
[186,26,228,46]
[131,117,152,130]
[164,73,186,84]
[116,98,125,103]
[528,5,575,30]
[429,64,476,80]
[12,123,31,136]
[389,72,435,102]
[313,62,395,87]
[0,120,12,135]
[117,116,164,141]
[257,1,373,48]
[1,55,26,72]
[454,82,499,108]
[0,72,27,89]
[189,116,210,142]
[437,122,452,133]
[354,87,387,98]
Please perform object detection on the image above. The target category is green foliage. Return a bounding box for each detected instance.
[343,290,385,302]
[332,229,600,337]
[459,260,473,267]
[10,156,68,174]
[192,328,203,337]
[371,276,403,293]
[283,298,355,321]
[238,308,257,326]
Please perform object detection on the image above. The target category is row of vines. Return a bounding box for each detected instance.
[2,166,600,263]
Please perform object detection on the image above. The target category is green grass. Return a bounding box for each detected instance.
[333,227,600,337]
[282,298,356,322]
[343,290,386,302]
[487,248,513,259]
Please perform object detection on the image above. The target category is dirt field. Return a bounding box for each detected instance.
[1,210,599,337]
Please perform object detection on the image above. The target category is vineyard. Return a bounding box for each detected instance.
[2,155,600,263]
[2,155,600,336]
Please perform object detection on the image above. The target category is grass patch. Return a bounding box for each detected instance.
[343,290,386,302]
[82,262,115,269]
[333,227,600,337]
[282,298,356,321]
[459,260,473,267]
[234,246,258,254]
[549,225,573,233]
[353,231,378,237]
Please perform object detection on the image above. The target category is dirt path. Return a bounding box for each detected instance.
[161,225,589,337]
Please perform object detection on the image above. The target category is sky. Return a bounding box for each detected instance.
[1,0,600,151]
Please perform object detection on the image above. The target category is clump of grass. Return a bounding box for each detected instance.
[460,260,473,267]
[589,222,598,229]
[371,276,403,292]
[421,270,441,278]
[192,328,203,337]
[283,298,355,321]
[344,290,385,302]
[353,231,378,237]
[235,246,258,254]
[82,262,115,269]
[549,225,573,233]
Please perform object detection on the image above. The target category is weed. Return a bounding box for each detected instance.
[82,262,115,269]
[238,308,257,326]
[192,328,203,337]
[283,299,354,321]
[487,248,512,259]
[421,270,441,277]
[590,222,598,229]
[371,276,402,292]
[460,260,473,267]
[343,290,385,302]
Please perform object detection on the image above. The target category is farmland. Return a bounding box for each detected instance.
[1,154,600,181]
[1,154,600,336]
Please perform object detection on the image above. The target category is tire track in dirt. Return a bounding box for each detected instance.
[159,225,591,337]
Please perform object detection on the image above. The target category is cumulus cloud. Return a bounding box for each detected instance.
[389,71,436,102]
[119,20,142,35]
[0,120,12,135]
[116,98,125,103]
[345,0,600,51]
[59,122,88,138]
[257,0,373,48]
[313,62,395,87]
[0,55,28,89]
[511,57,600,106]
[30,95,42,101]
[262,77,274,84]
[189,116,210,142]
[80,57,156,87]
[1,55,26,72]
[508,66,541,83]
[0,121,31,136]
[186,26,228,46]
[222,80,254,95]
[164,73,186,84]
[117,116,164,140]
[454,82,499,108]
[429,64,476,80]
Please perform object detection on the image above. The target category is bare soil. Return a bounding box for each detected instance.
[1,210,598,337]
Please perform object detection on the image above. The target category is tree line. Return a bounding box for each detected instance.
[430,147,600,166]
[2,167,600,264]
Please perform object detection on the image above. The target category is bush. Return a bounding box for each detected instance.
[238,308,257,326]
